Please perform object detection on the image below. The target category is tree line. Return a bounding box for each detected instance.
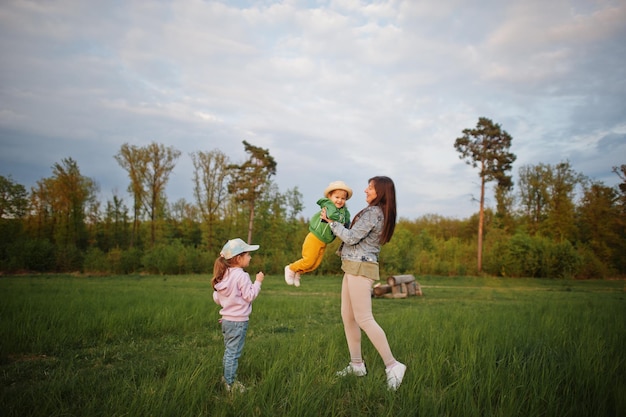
[1,119,625,278]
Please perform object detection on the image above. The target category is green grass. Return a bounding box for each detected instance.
[1,274,625,417]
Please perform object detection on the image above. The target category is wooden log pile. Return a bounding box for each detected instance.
[372,274,423,298]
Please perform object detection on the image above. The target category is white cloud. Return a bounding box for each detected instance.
[0,0,624,220]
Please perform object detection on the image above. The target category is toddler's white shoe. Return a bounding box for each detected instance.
[336,362,367,377]
[385,362,406,391]
[294,272,301,287]
[284,265,295,285]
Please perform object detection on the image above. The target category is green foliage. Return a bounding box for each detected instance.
[0,220,23,270]
[380,223,475,277]
[118,247,144,274]
[381,227,416,274]
[228,140,278,243]
[485,232,582,278]
[83,246,146,275]
[115,142,181,246]
[1,238,56,272]
[83,247,108,273]
[576,181,624,273]
[142,240,211,275]
[575,244,614,279]
[541,161,585,241]
[489,232,544,277]
[55,244,83,272]
[105,247,125,274]
[544,240,581,279]
[142,242,180,275]
[518,161,586,241]
[47,158,97,249]
[1,145,624,278]
[0,175,29,219]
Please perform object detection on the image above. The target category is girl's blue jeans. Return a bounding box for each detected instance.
[221,319,249,385]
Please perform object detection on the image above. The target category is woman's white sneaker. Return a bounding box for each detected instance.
[385,362,406,391]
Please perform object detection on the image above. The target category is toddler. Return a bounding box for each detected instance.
[285,180,352,286]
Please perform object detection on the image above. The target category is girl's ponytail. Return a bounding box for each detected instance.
[211,256,230,289]
[211,253,245,289]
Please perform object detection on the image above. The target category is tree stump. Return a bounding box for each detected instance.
[386,274,416,286]
[372,284,392,297]
[385,275,423,297]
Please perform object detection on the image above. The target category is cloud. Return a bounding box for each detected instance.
[0,0,624,221]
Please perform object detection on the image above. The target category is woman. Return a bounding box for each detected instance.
[320,176,406,391]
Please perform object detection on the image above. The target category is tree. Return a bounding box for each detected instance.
[48,158,98,249]
[102,193,130,250]
[543,161,584,241]
[141,143,181,245]
[115,142,181,246]
[518,161,583,241]
[0,175,28,219]
[25,158,97,270]
[191,149,231,249]
[518,163,551,234]
[166,198,202,246]
[494,174,515,231]
[611,164,626,272]
[228,141,277,243]
[454,117,516,272]
[27,180,53,240]
[114,144,147,248]
[576,181,622,273]
[613,164,626,212]
[0,176,29,263]
[285,186,304,220]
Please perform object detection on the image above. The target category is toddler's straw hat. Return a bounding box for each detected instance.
[324,181,352,200]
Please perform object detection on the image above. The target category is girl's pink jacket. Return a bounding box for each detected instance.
[213,267,262,322]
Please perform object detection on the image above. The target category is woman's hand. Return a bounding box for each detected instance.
[320,207,330,222]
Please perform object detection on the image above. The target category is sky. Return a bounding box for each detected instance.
[1,0,625,220]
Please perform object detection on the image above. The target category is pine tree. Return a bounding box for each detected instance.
[454,117,516,272]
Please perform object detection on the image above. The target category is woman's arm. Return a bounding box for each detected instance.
[325,207,381,246]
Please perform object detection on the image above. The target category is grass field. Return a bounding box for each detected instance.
[1,274,625,417]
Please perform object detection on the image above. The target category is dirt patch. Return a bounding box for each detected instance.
[4,353,57,365]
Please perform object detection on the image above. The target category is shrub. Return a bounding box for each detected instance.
[488,232,583,278]
[141,240,209,275]
[120,247,143,274]
[575,244,612,279]
[181,245,211,274]
[545,240,581,279]
[55,245,83,272]
[142,243,179,275]
[493,233,544,277]
[381,228,417,274]
[83,247,108,273]
[9,239,56,272]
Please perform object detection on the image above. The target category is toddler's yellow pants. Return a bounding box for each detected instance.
[289,232,326,274]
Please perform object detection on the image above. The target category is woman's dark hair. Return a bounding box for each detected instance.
[368,176,396,244]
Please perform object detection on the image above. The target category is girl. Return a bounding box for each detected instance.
[212,238,265,393]
[320,176,406,391]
